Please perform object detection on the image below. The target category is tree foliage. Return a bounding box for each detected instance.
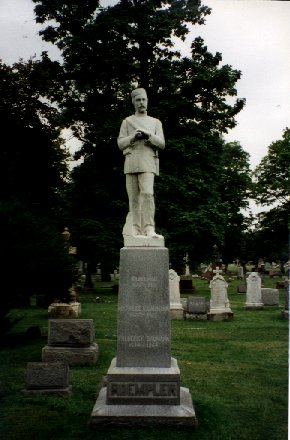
[252,127,290,206]
[218,141,252,262]
[0,60,76,325]
[32,0,249,269]
[244,204,289,264]
[250,128,290,264]
[0,60,68,214]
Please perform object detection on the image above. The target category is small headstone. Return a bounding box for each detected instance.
[42,319,98,365]
[22,362,72,397]
[261,288,279,306]
[245,272,263,309]
[237,266,244,278]
[169,269,183,320]
[208,269,233,320]
[187,297,207,313]
[237,284,246,294]
[184,297,208,320]
[179,275,194,291]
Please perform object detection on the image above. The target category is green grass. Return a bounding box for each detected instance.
[0,275,288,440]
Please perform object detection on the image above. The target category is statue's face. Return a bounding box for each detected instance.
[133,92,148,114]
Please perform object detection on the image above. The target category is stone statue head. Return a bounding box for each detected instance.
[131,88,148,114]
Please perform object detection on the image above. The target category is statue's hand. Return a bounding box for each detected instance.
[134,129,150,140]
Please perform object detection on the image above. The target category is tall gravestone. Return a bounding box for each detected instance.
[245,272,264,309]
[90,238,197,426]
[169,269,184,320]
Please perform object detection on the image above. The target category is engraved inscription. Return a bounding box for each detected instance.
[108,382,178,398]
[131,275,158,289]
[119,305,168,312]
[118,335,170,348]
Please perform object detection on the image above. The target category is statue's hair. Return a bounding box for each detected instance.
[131,88,147,102]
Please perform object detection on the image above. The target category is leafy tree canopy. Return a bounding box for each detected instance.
[0,60,69,215]
[0,60,77,325]
[252,127,290,206]
[32,0,249,269]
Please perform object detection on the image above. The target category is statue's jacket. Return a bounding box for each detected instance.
[117,114,165,175]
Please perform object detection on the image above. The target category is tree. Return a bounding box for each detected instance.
[0,60,76,328]
[218,141,252,263]
[0,60,68,216]
[252,127,290,206]
[244,205,289,264]
[32,0,247,269]
[250,128,290,264]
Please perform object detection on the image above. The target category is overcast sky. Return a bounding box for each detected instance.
[0,0,289,174]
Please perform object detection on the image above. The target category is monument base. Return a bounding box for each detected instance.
[124,235,164,247]
[42,343,98,365]
[89,386,197,428]
[22,386,72,397]
[184,313,207,321]
[244,303,264,310]
[170,306,184,320]
[106,357,180,405]
[207,311,234,321]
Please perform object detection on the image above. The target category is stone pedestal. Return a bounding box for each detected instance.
[90,244,197,427]
[42,319,98,365]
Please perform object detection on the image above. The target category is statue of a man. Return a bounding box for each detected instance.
[117,88,165,237]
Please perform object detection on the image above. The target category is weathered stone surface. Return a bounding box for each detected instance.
[237,285,246,294]
[187,297,207,314]
[48,319,95,347]
[124,235,164,247]
[106,357,180,405]
[207,312,234,321]
[69,302,82,317]
[89,241,196,427]
[169,269,181,303]
[209,275,232,313]
[42,344,98,365]
[89,386,197,428]
[23,362,72,397]
[261,288,279,306]
[48,303,77,319]
[281,281,289,318]
[170,308,184,320]
[245,272,263,309]
[25,362,69,389]
[169,269,183,319]
[116,247,170,368]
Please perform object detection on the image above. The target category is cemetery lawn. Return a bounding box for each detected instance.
[0,275,288,440]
